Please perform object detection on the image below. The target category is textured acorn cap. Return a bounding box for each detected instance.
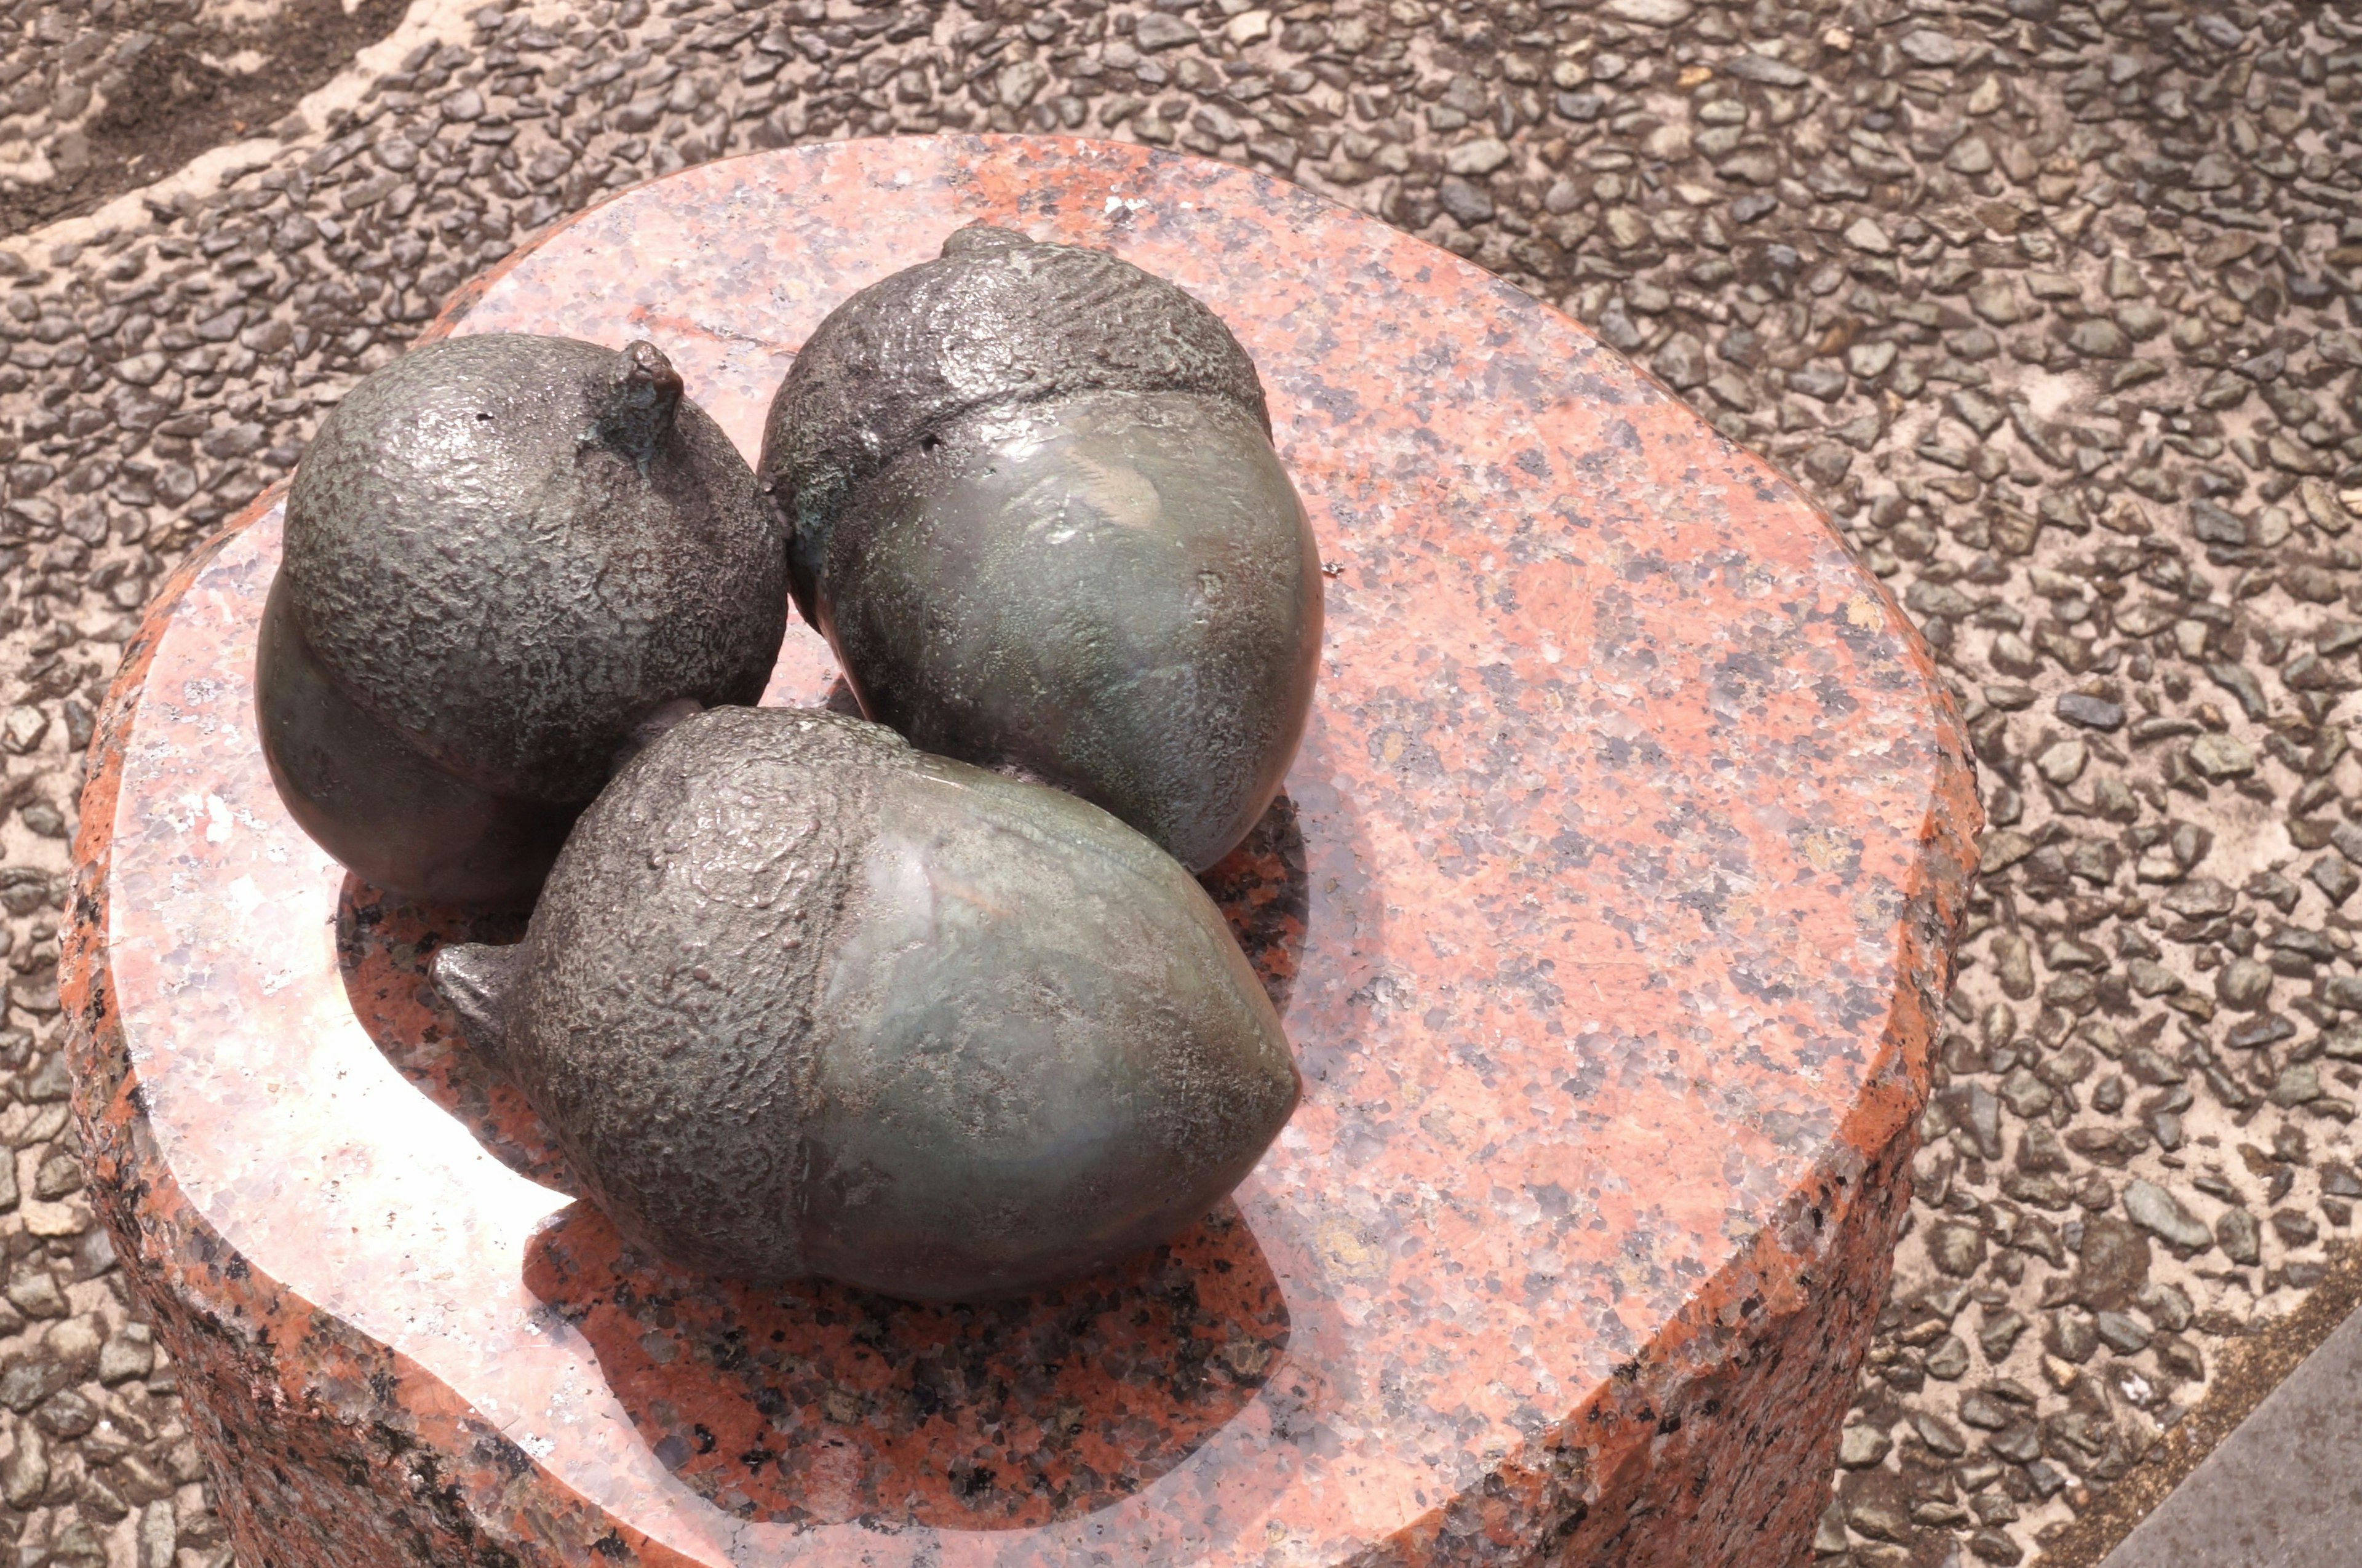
[280,332,786,805]
[760,225,1272,616]
[434,706,1299,1300]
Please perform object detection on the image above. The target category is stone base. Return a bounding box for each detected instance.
[64,136,1976,1568]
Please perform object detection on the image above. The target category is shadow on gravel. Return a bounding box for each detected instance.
[1,0,408,239]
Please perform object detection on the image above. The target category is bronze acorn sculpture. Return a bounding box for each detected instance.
[759,225,1322,872]
[432,706,1300,1302]
[258,333,787,908]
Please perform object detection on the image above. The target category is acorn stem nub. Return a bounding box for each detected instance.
[589,340,683,472]
[940,223,1027,259]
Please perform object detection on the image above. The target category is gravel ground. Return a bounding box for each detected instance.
[0,0,409,237]
[1,0,2360,1565]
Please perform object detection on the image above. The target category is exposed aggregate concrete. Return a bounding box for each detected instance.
[2,0,2361,1564]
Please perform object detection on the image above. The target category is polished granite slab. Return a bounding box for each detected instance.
[64,133,1977,1567]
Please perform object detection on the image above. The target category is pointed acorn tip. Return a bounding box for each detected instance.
[432,942,521,1070]
[608,696,703,778]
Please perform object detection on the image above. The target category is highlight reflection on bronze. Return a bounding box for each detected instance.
[834,668,1315,1019]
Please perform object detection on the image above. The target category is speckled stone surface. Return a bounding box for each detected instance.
[61,136,1977,1568]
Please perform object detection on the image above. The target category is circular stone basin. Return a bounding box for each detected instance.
[64,135,1976,1568]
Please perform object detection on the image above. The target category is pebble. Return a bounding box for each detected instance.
[2125,1180,2216,1255]
[1838,1423,1891,1468]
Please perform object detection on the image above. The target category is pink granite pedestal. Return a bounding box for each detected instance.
[63,136,1977,1568]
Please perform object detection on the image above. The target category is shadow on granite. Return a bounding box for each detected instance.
[1195,789,1312,1017]
[335,875,564,1192]
[523,1198,1293,1531]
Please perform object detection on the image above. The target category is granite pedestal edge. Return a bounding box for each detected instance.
[63,503,656,1568]
[59,137,1982,1568]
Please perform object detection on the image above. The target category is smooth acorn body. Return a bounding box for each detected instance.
[256,572,576,907]
[761,226,1322,872]
[260,332,786,907]
[433,707,1300,1301]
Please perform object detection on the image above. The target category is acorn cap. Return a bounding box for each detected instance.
[281,332,785,805]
